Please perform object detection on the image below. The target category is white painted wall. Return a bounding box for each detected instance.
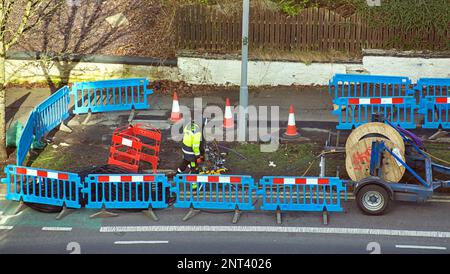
[5,55,450,86]
[5,59,180,84]
[363,56,450,83]
[177,57,349,86]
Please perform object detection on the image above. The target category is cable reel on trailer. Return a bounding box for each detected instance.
[345,122,408,215]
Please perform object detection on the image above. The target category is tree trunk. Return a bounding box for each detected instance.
[0,51,8,162]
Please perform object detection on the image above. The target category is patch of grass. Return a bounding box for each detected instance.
[28,146,73,171]
[226,142,318,176]
[423,142,450,164]
[28,144,108,172]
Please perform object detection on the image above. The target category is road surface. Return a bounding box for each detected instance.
[1,194,450,254]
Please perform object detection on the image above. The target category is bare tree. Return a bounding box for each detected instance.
[20,1,140,92]
[0,0,63,162]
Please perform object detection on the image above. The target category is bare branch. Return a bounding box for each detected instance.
[5,0,64,52]
[4,0,34,52]
[23,0,65,33]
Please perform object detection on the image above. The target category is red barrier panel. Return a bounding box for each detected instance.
[108,124,161,173]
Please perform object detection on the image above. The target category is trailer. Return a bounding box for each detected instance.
[324,119,450,215]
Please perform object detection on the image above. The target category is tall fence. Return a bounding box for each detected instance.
[84,174,170,209]
[329,74,417,130]
[71,78,153,114]
[16,111,36,166]
[34,86,71,141]
[172,174,257,211]
[16,86,71,166]
[417,78,450,129]
[2,165,83,208]
[176,6,450,53]
[258,176,345,213]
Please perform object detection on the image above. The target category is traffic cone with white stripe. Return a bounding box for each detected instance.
[170,92,181,123]
[223,98,234,129]
[283,105,300,138]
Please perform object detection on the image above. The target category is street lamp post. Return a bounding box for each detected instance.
[238,0,249,141]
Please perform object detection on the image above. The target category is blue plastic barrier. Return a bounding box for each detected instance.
[258,176,346,212]
[83,174,169,209]
[172,174,256,210]
[16,111,36,166]
[34,86,71,141]
[416,78,450,129]
[71,78,153,114]
[1,165,83,208]
[329,74,417,129]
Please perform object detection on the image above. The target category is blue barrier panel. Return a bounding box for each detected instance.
[416,78,450,129]
[1,165,82,208]
[329,74,414,98]
[258,176,346,212]
[333,96,417,129]
[34,86,71,141]
[329,74,416,129]
[16,111,36,166]
[83,174,169,209]
[172,174,256,210]
[71,78,153,114]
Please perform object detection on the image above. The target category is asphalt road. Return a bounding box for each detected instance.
[1,195,450,254]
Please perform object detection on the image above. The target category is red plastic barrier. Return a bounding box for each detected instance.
[107,124,161,173]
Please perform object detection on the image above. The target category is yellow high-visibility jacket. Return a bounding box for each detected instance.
[182,123,202,161]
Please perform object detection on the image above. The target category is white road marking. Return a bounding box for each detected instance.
[42,227,72,232]
[114,241,169,245]
[395,245,447,250]
[100,226,450,239]
[0,226,13,230]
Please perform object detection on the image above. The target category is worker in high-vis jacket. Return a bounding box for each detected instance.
[177,120,205,176]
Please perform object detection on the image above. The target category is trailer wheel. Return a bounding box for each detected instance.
[356,184,390,215]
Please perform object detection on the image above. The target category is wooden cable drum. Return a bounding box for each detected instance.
[345,123,406,183]
[345,122,405,153]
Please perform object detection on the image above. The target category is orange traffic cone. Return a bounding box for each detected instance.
[283,105,300,138]
[223,98,234,129]
[170,92,181,122]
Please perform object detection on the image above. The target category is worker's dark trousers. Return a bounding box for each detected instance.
[177,159,197,174]
[177,142,205,174]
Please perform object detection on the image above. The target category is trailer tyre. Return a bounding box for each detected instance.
[356,184,390,215]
